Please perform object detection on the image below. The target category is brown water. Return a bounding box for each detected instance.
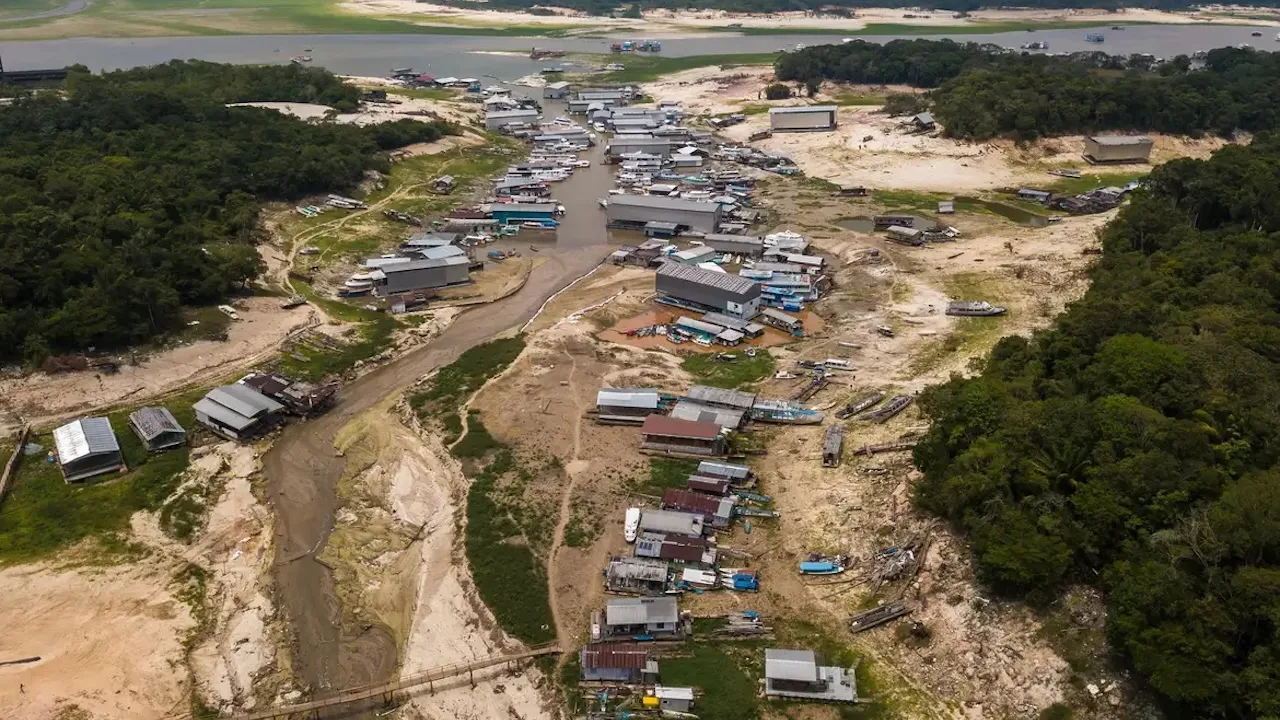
[266,98,614,708]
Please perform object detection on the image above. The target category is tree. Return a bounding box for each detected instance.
[804,78,821,97]
[764,83,793,100]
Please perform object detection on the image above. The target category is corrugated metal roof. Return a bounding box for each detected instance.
[639,509,705,537]
[657,262,758,297]
[686,385,757,410]
[128,407,184,441]
[486,109,539,119]
[701,312,749,330]
[1089,135,1152,145]
[770,105,837,115]
[490,202,558,213]
[609,194,719,214]
[380,256,469,273]
[673,246,717,262]
[669,400,745,430]
[674,317,724,335]
[607,557,670,582]
[641,415,722,440]
[663,488,725,516]
[193,397,256,431]
[214,384,284,417]
[581,643,649,670]
[914,111,934,125]
[760,308,802,327]
[766,649,820,682]
[597,389,660,409]
[697,460,750,479]
[687,476,729,495]
[606,596,678,626]
[419,245,466,260]
[53,417,119,463]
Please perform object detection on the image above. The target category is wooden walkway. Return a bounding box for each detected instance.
[178,644,561,720]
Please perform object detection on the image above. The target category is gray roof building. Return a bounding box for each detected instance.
[1084,134,1153,163]
[605,596,679,628]
[703,233,765,257]
[638,509,705,538]
[670,400,746,430]
[697,460,752,482]
[764,648,858,702]
[655,262,761,319]
[686,385,757,411]
[770,105,838,132]
[608,194,722,234]
[194,384,285,441]
[484,108,539,131]
[53,417,124,483]
[403,231,458,248]
[370,256,471,296]
[128,407,186,452]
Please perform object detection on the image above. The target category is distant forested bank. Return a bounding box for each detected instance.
[776,40,1280,139]
[0,61,455,364]
[913,136,1280,717]
[439,0,1280,15]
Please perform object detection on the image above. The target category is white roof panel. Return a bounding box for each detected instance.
[53,417,118,463]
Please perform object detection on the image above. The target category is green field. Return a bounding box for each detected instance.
[584,52,780,84]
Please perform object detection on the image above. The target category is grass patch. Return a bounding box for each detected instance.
[871,188,948,215]
[465,446,556,644]
[583,52,778,84]
[562,496,603,548]
[408,335,526,421]
[908,273,1010,377]
[738,103,771,116]
[0,394,200,564]
[278,284,399,381]
[681,349,775,389]
[660,643,763,720]
[171,562,214,650]
[633,457,699,495]
[832,90,887,106]
[1043,170,1146,195]
[387,86,458,101]
[451,411,501,458]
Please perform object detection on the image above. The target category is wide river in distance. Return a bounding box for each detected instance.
[0,23,1272,79]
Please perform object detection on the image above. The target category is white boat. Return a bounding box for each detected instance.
[598,198,608,208]
[624,508,641,542]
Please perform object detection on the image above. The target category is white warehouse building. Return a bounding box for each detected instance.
[769,105,838,132]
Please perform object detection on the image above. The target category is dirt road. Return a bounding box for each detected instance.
[265,117,615,700]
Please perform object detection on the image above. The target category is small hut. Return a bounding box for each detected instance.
[128,407,187,452]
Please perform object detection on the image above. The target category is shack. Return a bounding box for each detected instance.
[606,557,671,594]
[194,384,285,441]
[672,245,718,265]
[886,225,924,246]
[759,307,805,336]
[604,596,682,639]
[432,175,456,193]
[687,476,730,495]
[656,263,761,319]
[640,415,727,457]
[484,108,539,131]
[543,80,571,99]
[652,686,695,712]
[700,312,765,338]
[53,417,124,482]
[696,460,753,484]
[872,215,914,229]
[638,509,706,538]
[127,407,187,452]
[670,399,746,431]
[596,388,661,424]
[822,425,844,467]
[912,112,935,131]
[686,385,757,412]
[635,532,716,566]
[662,488,736,528]
[580,643,657,683]
[1084,135,1153,164]
[241,373,337,417]
[769,105,838,132]
[764,648,858,703]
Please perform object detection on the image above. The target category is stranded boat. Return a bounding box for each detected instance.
[749,399,823,425]
[861,394,913,423]
[945,300,1007,317]
[836,391,885,420]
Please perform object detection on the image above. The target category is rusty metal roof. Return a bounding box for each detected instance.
[581,643,649,670]
[641,415,721,441]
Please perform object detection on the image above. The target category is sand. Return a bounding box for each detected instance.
[0,295,318,430]
[341,1,1249,33]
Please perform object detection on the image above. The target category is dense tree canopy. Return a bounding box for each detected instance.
[913,135,1280,718]
[0,61,454,362]
[776,40,1280,139]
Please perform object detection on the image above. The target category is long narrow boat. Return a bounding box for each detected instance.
[861,394,913,423]
[837,391,885,420]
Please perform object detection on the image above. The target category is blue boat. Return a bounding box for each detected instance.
[1085,32,1104,42]
[799,560,843,575]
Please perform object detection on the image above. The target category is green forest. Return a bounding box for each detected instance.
[776,40,1280,139]
[913,136,1280,717]
[0,61,454,363]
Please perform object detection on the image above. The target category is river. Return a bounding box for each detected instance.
[0,23,1270,79]
[264,93,618,709]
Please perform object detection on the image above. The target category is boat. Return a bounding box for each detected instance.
[749,399,823,425]
[861,394,913,423]
[1252,30,1263,37]
[1019,41,1048,50]
[1085,33,1104,43]
[290,55,312,64]
[837,391,885,420]
[541,66,564,74]
[624,508,641,543]
[604,62,625,71]
[391,67,413,74]
[946,300,1007,317]
[1111,25,1123,30]
[1275,32,1280,41]
[799,560,844,575]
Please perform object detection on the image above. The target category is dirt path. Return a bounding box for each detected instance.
[266,132,616,702]
[545,345,587,660]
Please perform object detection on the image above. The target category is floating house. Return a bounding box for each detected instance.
[822,425,844,468]
[606,557,671,594]
[759,307,805,336]
[194,384,285,441]
[580,643,657,683]
[607,194,722,233]
[769,105,838,132]
[639,415,727,457]
[543,80,571,99]
[53,417,124,482]
[127,407,187,452]
[370,256,471,296]
[596,388,661,424]
[662,488,736,528]
[484,108,539,131]
[764,649,858,703]
[696,460,753,484]
[655,263,762,319]
[1084,135,1153,164]
[635,532,716,565]
[604,596,682,639]
[638,508,706,538]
